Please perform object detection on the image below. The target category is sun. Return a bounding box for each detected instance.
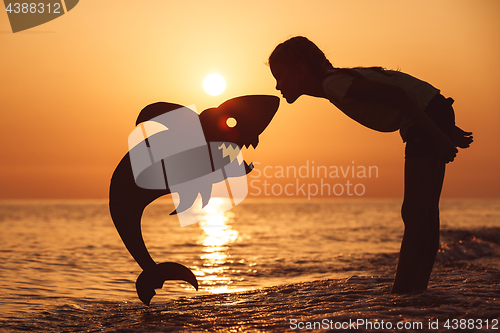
[203,73,226,96]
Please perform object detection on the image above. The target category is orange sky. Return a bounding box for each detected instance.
[1,0,499,199]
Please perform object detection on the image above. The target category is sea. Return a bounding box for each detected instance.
[0,198,499,332]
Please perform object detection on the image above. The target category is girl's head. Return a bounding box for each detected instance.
[268,36,333,103]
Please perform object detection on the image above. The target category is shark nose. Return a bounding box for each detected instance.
[199,95,279,143]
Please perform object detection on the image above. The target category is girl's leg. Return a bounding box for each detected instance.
[391,156,445,293]
[411,161,445,290]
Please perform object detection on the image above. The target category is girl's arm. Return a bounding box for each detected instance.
[345,78,458,163]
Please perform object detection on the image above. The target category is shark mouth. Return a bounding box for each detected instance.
[215,141,257,175]
[219,143,241,163]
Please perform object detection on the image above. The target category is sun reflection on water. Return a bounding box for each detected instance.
[191,198,247,293]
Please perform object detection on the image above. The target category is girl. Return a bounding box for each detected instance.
[268,36,472,293]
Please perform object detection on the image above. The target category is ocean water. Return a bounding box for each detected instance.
[0,198,499,332]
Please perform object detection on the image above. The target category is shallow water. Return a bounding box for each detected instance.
[0,198,499,332]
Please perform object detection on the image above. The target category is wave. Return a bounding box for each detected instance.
[438,227,500,263]
[3,266,499,333]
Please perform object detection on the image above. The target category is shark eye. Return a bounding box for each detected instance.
[226,117,237,128]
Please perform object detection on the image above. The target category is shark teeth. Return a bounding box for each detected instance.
[250,137,259,149]
[216,143,254,174]
[218,143,241,162]
[240,137,259,149]
[216,141,257,173]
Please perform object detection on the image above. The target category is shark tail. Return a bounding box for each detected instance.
[135,262,199,306]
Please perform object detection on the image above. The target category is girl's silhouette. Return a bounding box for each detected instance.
[268,36,472,293]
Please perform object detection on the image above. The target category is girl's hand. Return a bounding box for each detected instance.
[433,132,458,163]
[452,126,473,148]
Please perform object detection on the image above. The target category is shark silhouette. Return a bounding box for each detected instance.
[109,95,279,305]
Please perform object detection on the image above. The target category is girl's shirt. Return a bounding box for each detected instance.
[322,68,440,141]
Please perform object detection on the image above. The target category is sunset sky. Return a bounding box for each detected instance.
[1,0,499,199]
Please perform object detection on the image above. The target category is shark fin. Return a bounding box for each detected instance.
[169,188,199,215]
[200,184,213,208]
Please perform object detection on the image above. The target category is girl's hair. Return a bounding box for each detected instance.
[268,36,335,79]
[268,36,393,79]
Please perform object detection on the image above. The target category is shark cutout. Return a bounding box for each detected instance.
[109,95,279,305]
[128,104,252,224]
